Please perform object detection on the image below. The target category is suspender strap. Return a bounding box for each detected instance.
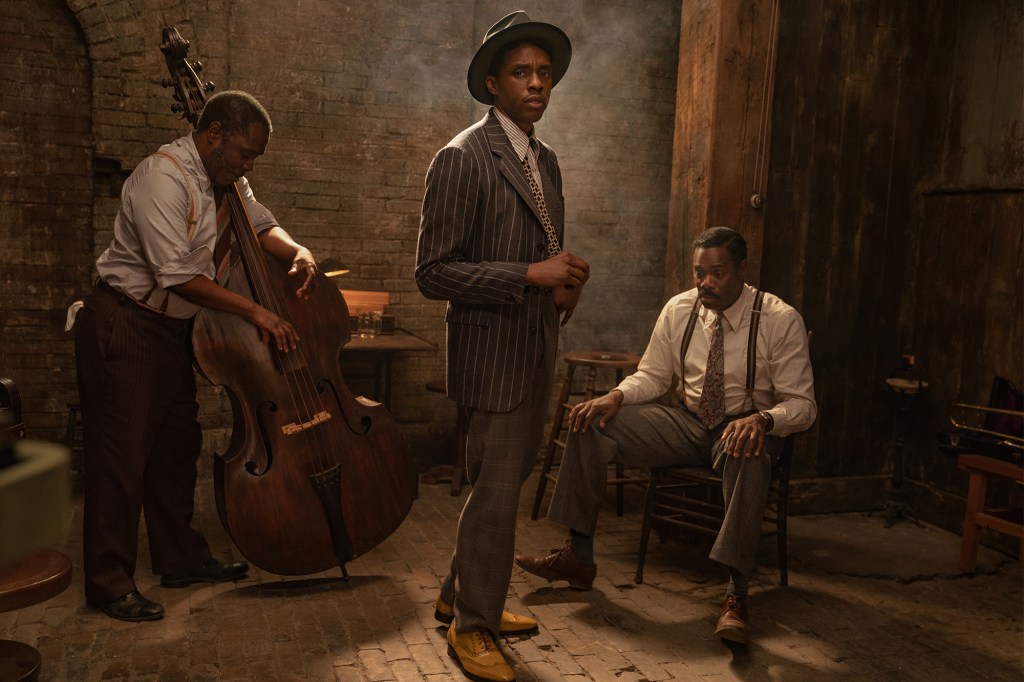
[127,151,200,316]
[151,151,198,238]
[745,289,765,408]
[678,289,765,411]
[678,295,702,374]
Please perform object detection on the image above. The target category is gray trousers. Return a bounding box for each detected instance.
[546,403,781,576]
[440,307,557,637]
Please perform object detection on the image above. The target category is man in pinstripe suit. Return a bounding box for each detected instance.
[415,11,589,682]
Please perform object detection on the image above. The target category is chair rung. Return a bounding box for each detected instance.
[656,491,722,511]
[607,477,646,485]
[655,500,723,523]
[652,515,720,537]
[638,428,800,587]
[664,472,723,485]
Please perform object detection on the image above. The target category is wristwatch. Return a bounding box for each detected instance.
[757,410,774,433]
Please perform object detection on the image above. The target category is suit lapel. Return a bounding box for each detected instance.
[483,114,546,225]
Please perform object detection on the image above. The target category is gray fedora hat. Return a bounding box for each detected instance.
[467,10,572,105]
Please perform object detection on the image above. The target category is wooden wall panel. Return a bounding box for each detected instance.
[759,0,1022,526]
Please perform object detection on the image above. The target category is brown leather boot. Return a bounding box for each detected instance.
[715,593,751,643]
[514,543,596,590]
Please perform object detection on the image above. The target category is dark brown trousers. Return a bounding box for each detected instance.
[75,282,210,603]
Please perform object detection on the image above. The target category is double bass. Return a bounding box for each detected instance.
[159,26,417,576]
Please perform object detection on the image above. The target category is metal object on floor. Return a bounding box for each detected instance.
[870,366,928,528]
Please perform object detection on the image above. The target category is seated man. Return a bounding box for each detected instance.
[515,226,816,644]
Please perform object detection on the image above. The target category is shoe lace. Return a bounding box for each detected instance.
[471,630,498,654]
[725,595,745,612]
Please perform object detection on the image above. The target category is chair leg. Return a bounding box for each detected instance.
[776,473,790,587]
[776,506,788,587]
[635,469,661,584]
[530,365,576,520]
[958,470,987,573]
[615,462,626,517]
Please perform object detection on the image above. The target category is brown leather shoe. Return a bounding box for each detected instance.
[446,624,516,681]
[715,593,750,643]
[434,596,539,636]
[514,543,596,590]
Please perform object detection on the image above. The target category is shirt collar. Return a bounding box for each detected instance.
[170,132,213,194]
[492,106,535,162]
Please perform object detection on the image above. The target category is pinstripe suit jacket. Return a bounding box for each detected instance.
[416,110,564,413]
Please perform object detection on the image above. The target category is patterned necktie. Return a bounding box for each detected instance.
[698,313,726,429]
[522,142,562,258]
[212,189,234,285]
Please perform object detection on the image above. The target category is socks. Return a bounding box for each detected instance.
[727,568,749,597]
[569,529,594,565]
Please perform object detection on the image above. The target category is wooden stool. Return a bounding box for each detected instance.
[0,548,73,682]
[530,351,644,520]
[957,453,1024,572]
[420,380,468,496]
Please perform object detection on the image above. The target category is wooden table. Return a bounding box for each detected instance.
[340,330,436,410]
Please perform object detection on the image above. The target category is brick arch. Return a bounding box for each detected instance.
[64,0,200,162]
[0,0,92,440]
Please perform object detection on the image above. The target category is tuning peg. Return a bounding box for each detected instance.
[193,61,203,72]
[161,78,174,88]
[171,103,184,114]
[204,81,216,92]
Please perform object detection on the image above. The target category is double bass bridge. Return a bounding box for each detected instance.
[281,410,332,435]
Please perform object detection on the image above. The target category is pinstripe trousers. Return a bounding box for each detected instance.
[546,403,781,576]
[440,303,557,637]
[75,282,211,603]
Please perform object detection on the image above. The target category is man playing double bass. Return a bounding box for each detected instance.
[73,91,317,621]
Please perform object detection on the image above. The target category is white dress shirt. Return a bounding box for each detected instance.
[492,106,542,186]
[95,133,277,318]
[616,284,817,436]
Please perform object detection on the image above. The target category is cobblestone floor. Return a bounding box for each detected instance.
[2,471,1021,681]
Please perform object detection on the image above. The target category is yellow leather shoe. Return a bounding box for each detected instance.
[446,624,516,682]
[434,596,539,636]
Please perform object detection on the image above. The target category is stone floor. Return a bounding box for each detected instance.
[2,471,1021,681]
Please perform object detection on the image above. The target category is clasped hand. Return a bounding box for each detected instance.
[526,251,589,289]
[720,414,767,458]
[527,251,590,326]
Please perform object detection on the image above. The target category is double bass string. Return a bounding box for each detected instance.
[228,186,335,474]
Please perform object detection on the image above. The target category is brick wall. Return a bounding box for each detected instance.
[0,0,93,441]
[1,0,680,470]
